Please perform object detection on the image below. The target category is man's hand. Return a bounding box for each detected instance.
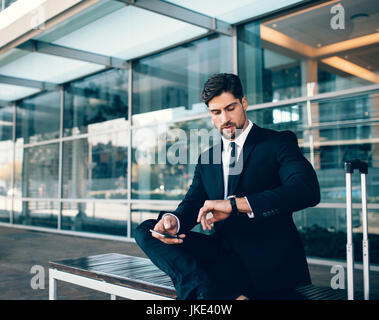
[151,214,185,244]
[197,200,232,231]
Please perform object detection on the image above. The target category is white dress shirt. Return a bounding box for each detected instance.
[221,120,254,218]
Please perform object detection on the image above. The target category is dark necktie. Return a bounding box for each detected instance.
[227,142,236,196]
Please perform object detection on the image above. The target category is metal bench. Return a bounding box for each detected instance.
[48,253,358,300]
[49,253,176,300]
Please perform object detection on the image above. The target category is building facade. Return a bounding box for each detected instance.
[0,0,378,264]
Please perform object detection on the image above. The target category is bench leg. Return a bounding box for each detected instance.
[49,269,57,300]
[110,294,116,300]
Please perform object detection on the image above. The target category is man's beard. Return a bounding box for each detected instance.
[220,122,244,140]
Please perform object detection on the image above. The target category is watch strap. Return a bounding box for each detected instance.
[229,196,239,215]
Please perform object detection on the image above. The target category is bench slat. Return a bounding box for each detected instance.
[49,253,372,300]
[49,253,177,298]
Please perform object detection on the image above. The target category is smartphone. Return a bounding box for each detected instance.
[149,229,179,239]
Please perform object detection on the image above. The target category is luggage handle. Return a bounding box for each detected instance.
[344,159,370,300]
[344,159,368,174]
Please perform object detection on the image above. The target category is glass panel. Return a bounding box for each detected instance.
[13,200,59,228]
[246,0,379,97]
[132,34,233,124]
[13,139,22,198]
[300,93,379,204]
[16,90,60,143]
[132,117,218,200]
[165,0,304,24]
[313,93,378,124]
[0,104,13,141]
[21,143,59,198]
[0,105,13,198]
[63,69,129,137]
[0,196,11,222]
[0,144,13,196]
[131,202,178,238]
[310,143,379,205]
[62,130,129,199]
[0,83,40,101]
[49,5,207,60]
[0,52,105,84]
[294,207,379,264]
[61,201,128,236]
[238,21,303,104]
[247,103,306,139]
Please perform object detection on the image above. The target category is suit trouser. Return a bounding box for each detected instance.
[134,219,252,300]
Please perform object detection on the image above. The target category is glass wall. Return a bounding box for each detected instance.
[239,1,379,103]
[61,201,128,236]
[16,91,61,144]
[239,0,379,263]
[1,0,378,263]
[0,104,13,222]
[132,34,233,125]
[9,68,130,235]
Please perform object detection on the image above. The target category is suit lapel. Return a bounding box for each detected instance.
[228,123,264,196]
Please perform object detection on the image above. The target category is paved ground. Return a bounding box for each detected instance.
[0,225,378,300]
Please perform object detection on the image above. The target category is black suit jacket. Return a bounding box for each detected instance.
[161,123,320,294]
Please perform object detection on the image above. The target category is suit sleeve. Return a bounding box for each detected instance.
[246,131,320,221]
[166,160,208,233]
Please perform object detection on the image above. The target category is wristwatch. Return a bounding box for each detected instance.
[227,195,240,216]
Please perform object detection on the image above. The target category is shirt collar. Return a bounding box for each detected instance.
[221,120,253,151]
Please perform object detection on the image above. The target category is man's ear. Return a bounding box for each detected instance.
[241,96,248,110]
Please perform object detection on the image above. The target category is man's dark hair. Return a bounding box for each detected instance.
[201,73,244,106]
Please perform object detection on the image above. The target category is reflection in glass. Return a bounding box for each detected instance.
[247,104,305,139]
[63,69,128,137]
[0,83,40,102]
[239,1,379,102]
[22,143,59,198]
[0,155,13,199]
[0,106,14,199]
[0,105,14,142]
[0,196,11,222]
[61,201,128,236]
[132,34,233,125]
[313,143,378,205]
[315,94,377,124]
[0,145,13,197]
[238,21,302,104]
[13,140,23,198]
[132,117,217,200]
[13,200,59,228]
[16,91,61,144]
[62,129,128,199]
[294,207,379,264]
[131,202,177,237]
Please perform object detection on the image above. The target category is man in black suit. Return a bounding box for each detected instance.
[135,73,320,300]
